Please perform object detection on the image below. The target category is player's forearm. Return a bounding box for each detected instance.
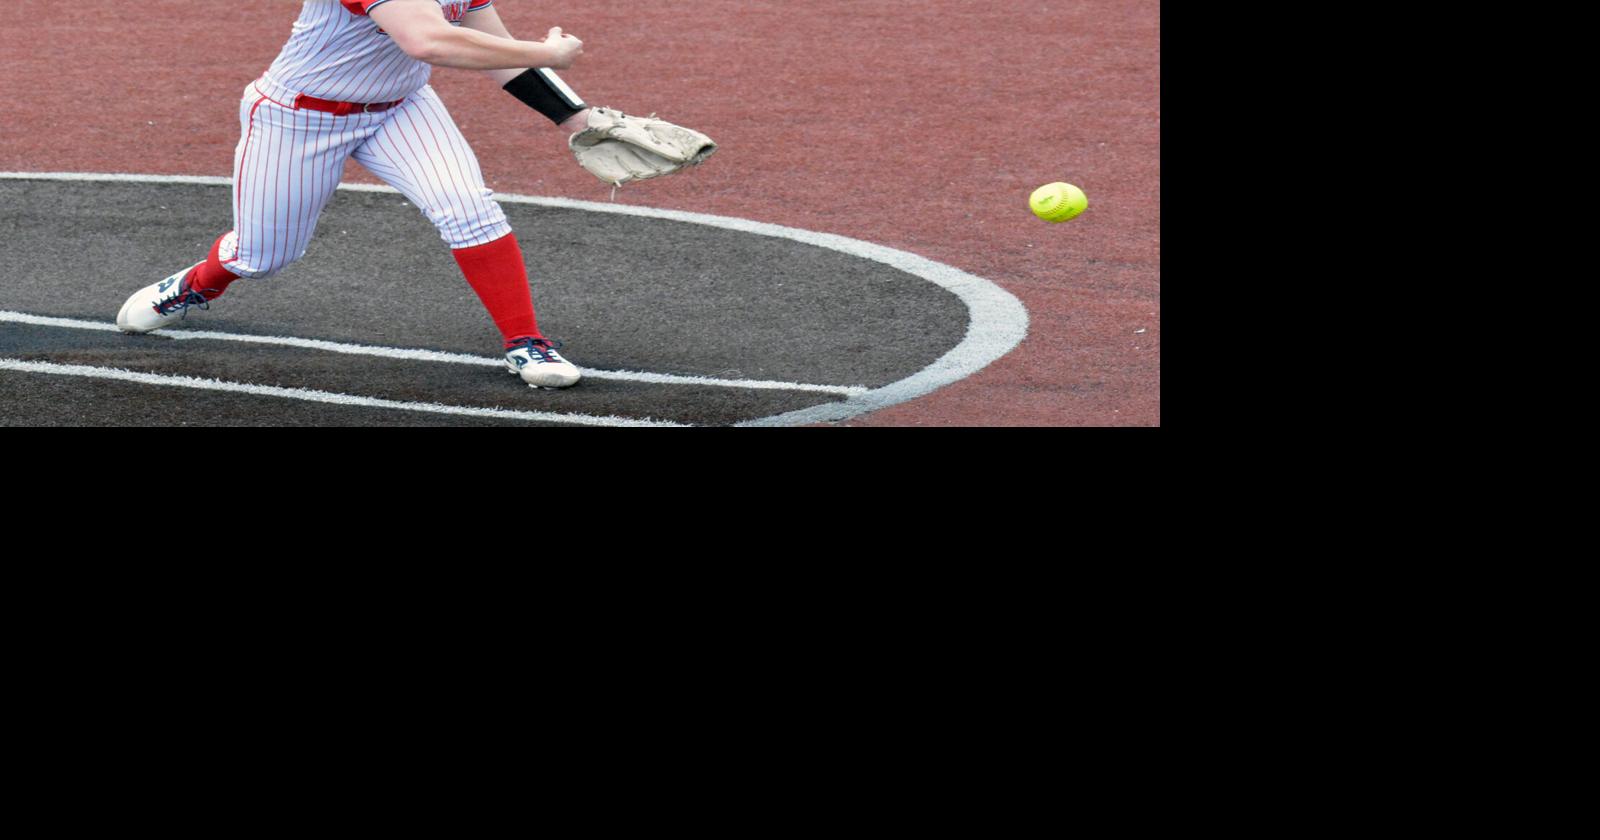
[406,26,565,70]
[460,7,528,84]
[483,66,530,87]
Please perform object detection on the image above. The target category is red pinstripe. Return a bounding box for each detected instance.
[234,94,267,232]
[387,106,460,238]
[294,108,308,263]
[261,101,278,272]
[398,107,465,240]
[412,102,469,235]
[412,94,493,244]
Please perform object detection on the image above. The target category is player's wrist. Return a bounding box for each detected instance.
[561,108,593,130]
[523,42,564,70]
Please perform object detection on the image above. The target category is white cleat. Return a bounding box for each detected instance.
[117,264,210,333]
[504,337,581,389]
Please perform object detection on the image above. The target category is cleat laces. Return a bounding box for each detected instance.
[510,337,566,364]
[153,285,211,319]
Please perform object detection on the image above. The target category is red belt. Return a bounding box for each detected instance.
[292,94,405,116]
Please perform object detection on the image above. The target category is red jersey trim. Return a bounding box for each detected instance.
[340,0,393,16]
[343,1,490,16]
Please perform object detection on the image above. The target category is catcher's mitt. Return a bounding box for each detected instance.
[569,106,717,187]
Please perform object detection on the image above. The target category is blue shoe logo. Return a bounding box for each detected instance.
[158,277,177,293]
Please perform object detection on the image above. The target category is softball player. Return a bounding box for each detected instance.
[116,0,594,389]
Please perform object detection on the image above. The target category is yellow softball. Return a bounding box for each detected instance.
[1030,182,1088,223]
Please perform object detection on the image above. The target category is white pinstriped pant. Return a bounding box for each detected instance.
[225,77,513,279]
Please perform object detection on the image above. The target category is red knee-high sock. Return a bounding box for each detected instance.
[452,233,542,347]
[185,232,244,301]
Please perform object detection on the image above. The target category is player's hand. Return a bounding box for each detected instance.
[543,27,584,70]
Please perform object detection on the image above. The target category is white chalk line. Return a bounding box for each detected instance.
[0,358,684,428]
[0,172,1031,426]
[0,310,866,397]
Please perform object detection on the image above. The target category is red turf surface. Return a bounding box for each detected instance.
[0,0,1160,426]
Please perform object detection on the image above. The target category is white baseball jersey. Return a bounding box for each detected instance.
[221,0,514,280]
[265,0,496,103]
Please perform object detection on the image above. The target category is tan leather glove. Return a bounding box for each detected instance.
[569,107,718,186]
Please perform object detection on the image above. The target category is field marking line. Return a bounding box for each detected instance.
[0,358,686,428]
[0,311,866,397]
[0,172,1030,426]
